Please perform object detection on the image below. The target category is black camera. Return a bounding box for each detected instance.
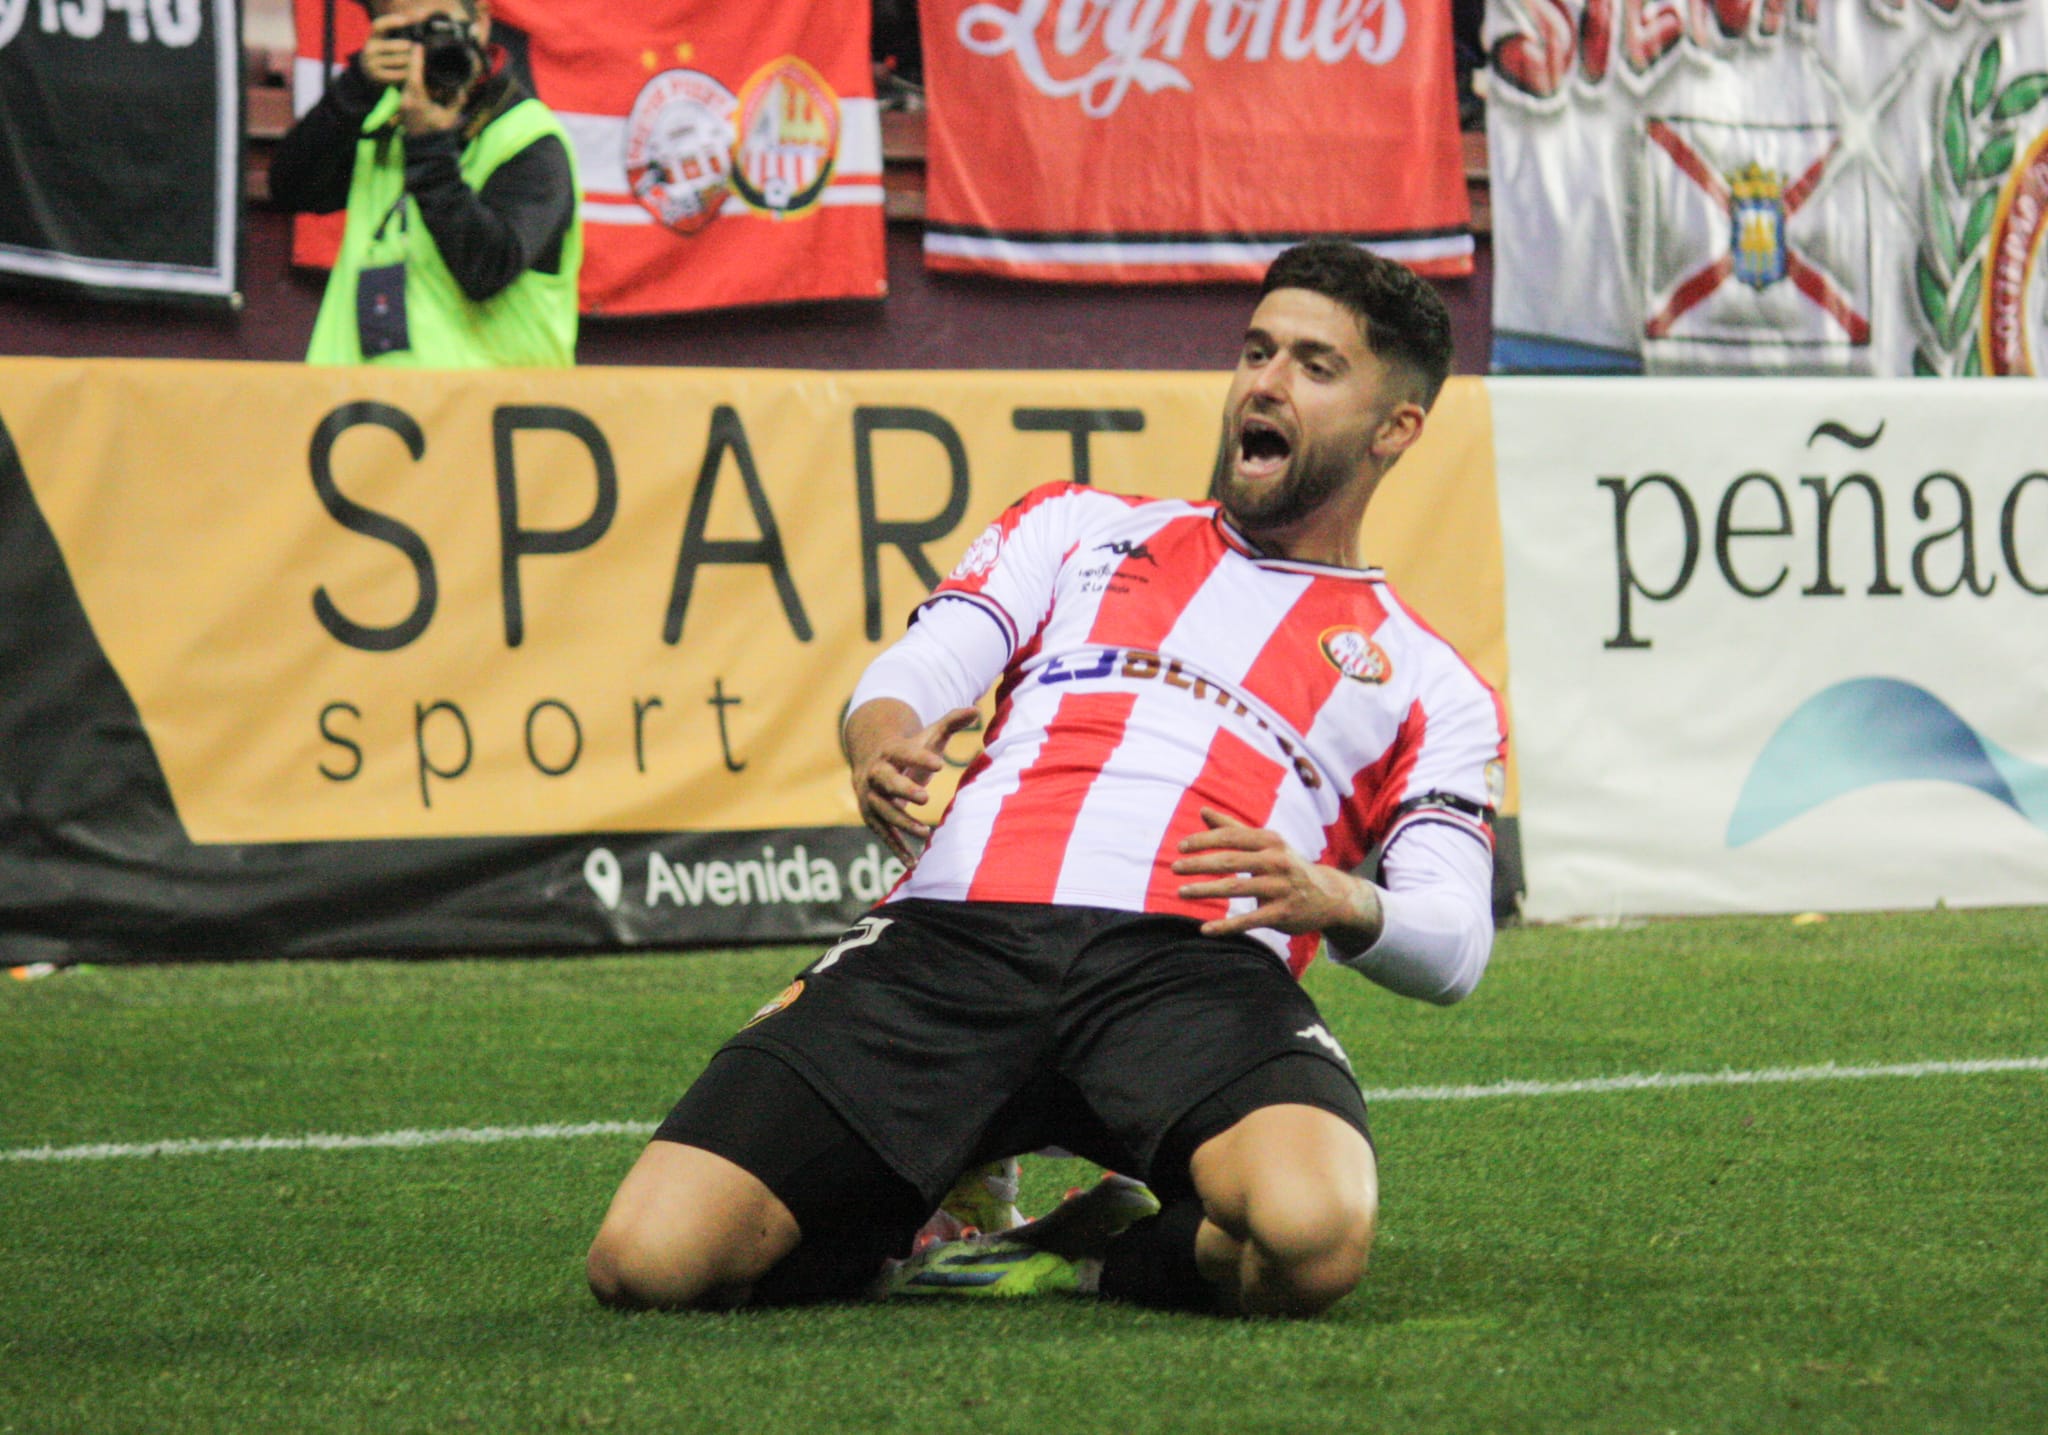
[392,13,483,104]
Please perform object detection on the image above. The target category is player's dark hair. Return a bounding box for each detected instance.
[1260,240,1454,408]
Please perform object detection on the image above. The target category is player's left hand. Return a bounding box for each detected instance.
[397,44,467,136]
[1173,807,1380,941]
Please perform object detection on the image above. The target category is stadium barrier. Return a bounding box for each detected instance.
[0,360,1513,960]
[1494,379,2048,920]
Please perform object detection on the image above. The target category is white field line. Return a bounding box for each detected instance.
[1357,1055,2048,1103]
[0,1121,647,1165]
[5,1057,2044,1166]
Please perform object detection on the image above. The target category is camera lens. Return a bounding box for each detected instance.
[415,17,479,102]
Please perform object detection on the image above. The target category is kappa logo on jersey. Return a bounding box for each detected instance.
[951,524,1004,580]
[623,70,739,235]
[744,978,805,1028]
[1093,539,1157,564]
[1296,1023,1354,1073]
[1319,626,1392,684]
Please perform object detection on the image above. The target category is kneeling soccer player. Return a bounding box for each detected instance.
[586,239,1503,1316]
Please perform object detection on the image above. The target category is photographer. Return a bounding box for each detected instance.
[271,0,582,368]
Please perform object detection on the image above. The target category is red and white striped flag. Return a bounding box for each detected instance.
[290,0,885,315]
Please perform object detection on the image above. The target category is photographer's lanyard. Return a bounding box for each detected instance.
[356,175,414,358]
[372,189,410,250]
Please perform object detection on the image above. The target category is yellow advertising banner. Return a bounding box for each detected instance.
[3,359,1507,845]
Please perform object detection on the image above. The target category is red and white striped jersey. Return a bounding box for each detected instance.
[887,482,1508,975]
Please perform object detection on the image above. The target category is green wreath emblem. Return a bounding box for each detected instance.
[1915,36,2048,376]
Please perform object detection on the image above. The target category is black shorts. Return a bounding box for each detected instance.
[658,899,1371,1209]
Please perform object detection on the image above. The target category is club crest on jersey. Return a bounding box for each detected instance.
[744,979,805,1028]
[951,524,1003,580]
[1319,626,1391,684]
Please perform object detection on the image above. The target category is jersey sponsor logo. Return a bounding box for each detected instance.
[744,978,805,1027]
[1032,646,1325,791]
[1319,625,1392,684]
[950,523,1004,580]
[1074,555,1154,595]
[1036,647,1120,684]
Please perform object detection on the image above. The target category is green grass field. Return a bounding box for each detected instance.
[4,908,2045,1434]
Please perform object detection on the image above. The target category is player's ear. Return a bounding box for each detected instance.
[1371,400,1425,462]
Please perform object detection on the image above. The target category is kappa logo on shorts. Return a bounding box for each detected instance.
[1296,1023,1354,1073]
[744,979,805,1028]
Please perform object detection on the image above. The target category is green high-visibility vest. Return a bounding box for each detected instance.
[306,88,582,368]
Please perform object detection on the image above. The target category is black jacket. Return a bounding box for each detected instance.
[269,59,575,302]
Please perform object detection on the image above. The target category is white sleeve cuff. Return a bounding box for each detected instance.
[1334,820,1495,1005]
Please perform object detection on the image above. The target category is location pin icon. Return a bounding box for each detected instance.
[584,847,623,910]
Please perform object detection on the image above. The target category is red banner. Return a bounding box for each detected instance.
[289,0,884,316]
[918,0,1472,282]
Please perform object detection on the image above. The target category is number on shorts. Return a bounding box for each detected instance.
[810,915,892,974]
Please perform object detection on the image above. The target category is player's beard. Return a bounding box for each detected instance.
[1207,420,1362,538]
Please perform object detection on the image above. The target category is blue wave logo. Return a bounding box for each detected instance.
[1727,678,2048,846]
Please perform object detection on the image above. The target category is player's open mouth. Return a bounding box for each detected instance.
[1237,416,1292,478]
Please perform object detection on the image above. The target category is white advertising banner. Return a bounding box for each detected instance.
[1486,0,2048,377]
[1493,377,2048,918]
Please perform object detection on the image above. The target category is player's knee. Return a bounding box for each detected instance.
[585,1232,634,1308]
[585,1220,727,1311]
[586,1223,664,1309]
[1242,1180,1377,1316]
[587,1140,800,1310]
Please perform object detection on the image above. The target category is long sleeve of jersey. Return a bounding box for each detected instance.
[846,597,1010,727]
[1333,821,1494,1005]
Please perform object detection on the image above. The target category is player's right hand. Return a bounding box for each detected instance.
[360,14,417,89]
[849,706,979,869]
